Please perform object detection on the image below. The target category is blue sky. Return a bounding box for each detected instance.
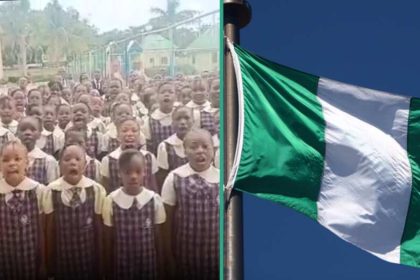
[240,1,420,279]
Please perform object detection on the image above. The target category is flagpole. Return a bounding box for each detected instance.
[224,1,251,280]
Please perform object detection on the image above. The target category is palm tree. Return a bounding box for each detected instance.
[149,0,199,29]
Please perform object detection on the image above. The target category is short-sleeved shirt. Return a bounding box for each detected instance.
[156,134,185,170]
[0,177,46,213]
[100,147,158,178]
[36,127,65,154]
[185,100,212,129]
[43,176,106,215]
[102,187,166,227]
[161,164,219,206]
[28,147,60,183]
[0,120,18,135]
[142,109,174,140]
[0,126,15,142]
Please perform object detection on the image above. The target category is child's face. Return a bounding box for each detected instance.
[28,91,42,106]
[158,84,176,109]
[18,77,28,90]
[91,97,103,116]
[1,144,28,186]
[173,109,193,139]
[115,93,130,104]
[41,86,51,102]
[109,80,122,97]
[180,88,192,105]
[72,103,89,129]
[191,82,209,105]
[209,80,220,108]
[78,94,91,107]
[43,106,56,130]
[18,118,41,149]
[185,131,214,172]
[12,90,26,112]
[113,104,132,125]
[58,105,71,127]
[62,88,72,103]
[50,85,61,96]
[119,155,144,192]
[118,120,140,149]
[75,85,88,99]
[0,102,15,124]
[47,96,60,107]
[65,131,86,148]
[60,145,86,185]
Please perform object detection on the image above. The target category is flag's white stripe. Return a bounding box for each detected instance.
[316,78,412,263]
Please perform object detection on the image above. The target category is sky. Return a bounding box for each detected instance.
[240,1,420,279]
[28,0,219,32]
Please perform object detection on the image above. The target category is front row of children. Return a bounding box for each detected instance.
[0,127,219,279]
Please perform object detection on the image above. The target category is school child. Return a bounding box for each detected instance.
[101,118,158,193]
[179,84,192,105]
[65,128,101,182]
[102,149,165,280]
[36,105,64,157]
[61,87,72,105]
[73,83,89,103]
[0,140,47,279]
[0,95,18,135]
[161,129,219,280]
[143,82,176,156]
[47,95,61,107]
[48,80,63,97]
[70,102,106,160]
[207,78,220,115]
[38,84,51,104]
[57,104,71,131]
[107,78,123,102]
[142,86,158,112]
[104,102,145,153]
[28,88,43,107]
[17,117,59,185]
[185,78,215,134]
[10,88,26,121]
[156,107,193,188]
[43,144,106,279]
[89,95,106,133]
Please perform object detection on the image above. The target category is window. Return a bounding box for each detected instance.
[161,57,168,65]
[149,57,154,65]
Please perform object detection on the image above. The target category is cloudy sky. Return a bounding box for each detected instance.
[28,0,219,32]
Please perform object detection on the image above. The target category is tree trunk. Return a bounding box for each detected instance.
[19,35,27,76]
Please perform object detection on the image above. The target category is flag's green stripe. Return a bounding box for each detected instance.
[401,97,420,266]
[233,46,325,220]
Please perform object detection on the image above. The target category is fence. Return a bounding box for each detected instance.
[67,10,220,83]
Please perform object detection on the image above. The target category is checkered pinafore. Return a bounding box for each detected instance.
[0,134,9,150]
[113,198,157,280]
[84,159,97,181]
[165,142,187,171]
[200,111,216,135]
[148,118,174,156]
[109,154,156,192]
[108,137,120,153]
[0,188,41,280]
[42,134,55,156]
[86,131,99,159]
[173,173,219,280]
[27,158,47,185]
[52,187,98,280]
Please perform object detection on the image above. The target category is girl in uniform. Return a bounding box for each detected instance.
[102,149,166,280]
[0,95,19,135]
[0,141,47,279]
[37,105,64,158]
[161,129,219,280]
[44,144,106,280]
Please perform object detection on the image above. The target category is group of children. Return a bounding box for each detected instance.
[0,71,220,279]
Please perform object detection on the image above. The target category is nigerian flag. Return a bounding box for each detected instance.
[227,41,420,267]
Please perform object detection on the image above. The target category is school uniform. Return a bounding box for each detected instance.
[103,122,146,153]
[43,176,106,280]
[0,119,18,135]
[156,134,188,171]
[100,147,158,193]
[88,117,106,134]
[186,101,216,135]
[143,109,175,156]
[102,188,166,280]
[36,127,65,156]
[27,147,59,185]
[85,154,101,182]
[161,164,219,280]
[0,126,15,148]
[0,177,46,280]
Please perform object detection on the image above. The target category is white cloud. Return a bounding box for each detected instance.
[28,0,219,33]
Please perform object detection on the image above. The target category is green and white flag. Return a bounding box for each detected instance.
[227,41,420,267]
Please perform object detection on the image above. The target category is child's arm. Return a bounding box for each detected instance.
[156,169,169,193]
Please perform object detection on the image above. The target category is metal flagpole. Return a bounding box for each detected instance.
[224,1,251,280]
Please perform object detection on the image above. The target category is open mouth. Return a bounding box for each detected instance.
[196,156,207,164]
[68,169,79,176]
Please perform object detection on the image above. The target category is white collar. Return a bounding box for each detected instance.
[173,163,219,183]
[0,177,39,193]
[0,126,10,136]
[106,122,117,138]
[49,176,94,191]
[151,108,173,120]
[41,128,53,136]
[186,100,211,109]
[110,187,154,210]
[28,146,48,159]
[109,146,122,159]
[165,134,184,146]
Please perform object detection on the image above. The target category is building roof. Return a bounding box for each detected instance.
[141,34,177,50]
[188,25,219,50]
